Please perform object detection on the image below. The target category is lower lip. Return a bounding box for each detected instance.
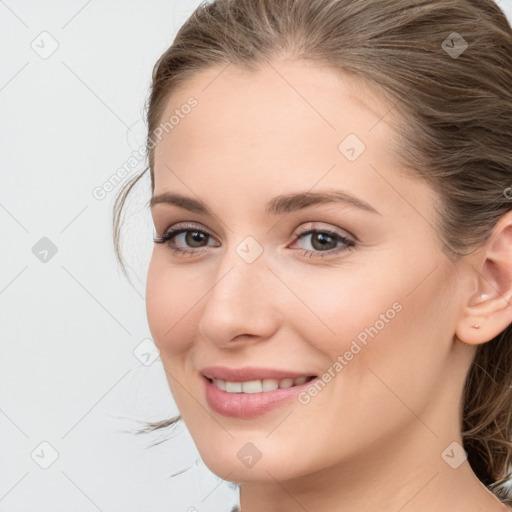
[203,375,317,418]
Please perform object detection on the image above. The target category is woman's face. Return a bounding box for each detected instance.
[146,59,472,482]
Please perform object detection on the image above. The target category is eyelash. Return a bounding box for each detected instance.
[153,222,357,259]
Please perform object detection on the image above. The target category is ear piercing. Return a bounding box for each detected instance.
[471,323,481,329]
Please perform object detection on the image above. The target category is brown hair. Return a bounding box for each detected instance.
[113,0,512,502]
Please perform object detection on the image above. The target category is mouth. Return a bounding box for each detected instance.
[200,367,319,418]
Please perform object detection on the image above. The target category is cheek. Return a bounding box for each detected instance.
[284,256,454,413]
[283,248,451,358]
[278,261,407,359]
[145,254,200,357]
[145,255,205,415]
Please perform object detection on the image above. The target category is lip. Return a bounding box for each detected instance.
[200,365,315,382]
[200,366,318,418]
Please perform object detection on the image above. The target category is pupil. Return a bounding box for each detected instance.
[186,231,207,247]
[312,233,335,250]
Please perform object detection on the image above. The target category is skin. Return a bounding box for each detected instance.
[146,57,512,511]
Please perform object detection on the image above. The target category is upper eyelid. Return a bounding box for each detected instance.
[162,223,219,240]
[162,222,218,238]
[295,222,354,239]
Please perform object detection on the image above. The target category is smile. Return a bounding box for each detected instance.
[200,367,320,418]
[207,375,316,393]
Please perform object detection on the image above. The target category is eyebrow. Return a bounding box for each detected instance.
[149,189,381,216]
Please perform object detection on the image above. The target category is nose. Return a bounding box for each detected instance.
[197,250,280,348]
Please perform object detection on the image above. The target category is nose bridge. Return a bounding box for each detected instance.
[198,240,278,345]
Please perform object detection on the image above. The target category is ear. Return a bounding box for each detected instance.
[455,210,512,345]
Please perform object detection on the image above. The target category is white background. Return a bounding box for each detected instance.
[1,1,511,511]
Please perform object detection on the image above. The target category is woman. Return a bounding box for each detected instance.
[113,0,512,510]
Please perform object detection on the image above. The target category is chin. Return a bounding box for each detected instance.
[200,452,299,483]
[191,430,321,485]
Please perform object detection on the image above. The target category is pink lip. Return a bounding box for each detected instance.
[200,367,318,418]
[200,365,315,382]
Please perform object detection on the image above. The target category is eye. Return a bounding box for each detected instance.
[153,222,219,256]
[290,224,356,258]
[153,222,357,259]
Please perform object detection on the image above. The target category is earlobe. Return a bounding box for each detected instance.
[455,211,512,346]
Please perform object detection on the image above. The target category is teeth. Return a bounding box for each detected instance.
[225,381,242,393]
[241,380,263,393]
[262,378,279,392]
[210,376,312,393]
[212,378,226,391]
[279,378,294,388]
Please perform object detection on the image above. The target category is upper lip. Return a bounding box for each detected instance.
[200,366,316,382]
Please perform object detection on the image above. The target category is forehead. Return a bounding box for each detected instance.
[171,61,393,121]
[154,58,398,157]
[150,59,440,237]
